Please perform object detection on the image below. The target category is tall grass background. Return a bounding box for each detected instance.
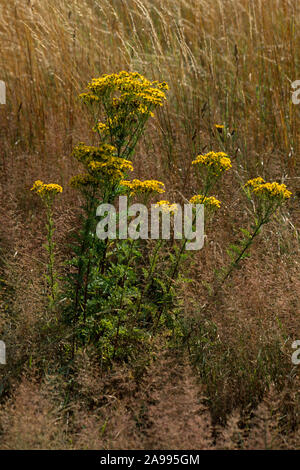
[0,0,299,449]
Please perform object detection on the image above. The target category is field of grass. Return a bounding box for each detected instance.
[0,0,299,449]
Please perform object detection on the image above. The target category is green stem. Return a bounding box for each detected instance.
[45,202,57,311]
[220,203,276,285]
[221,220,263,285]
[135,239,164,319]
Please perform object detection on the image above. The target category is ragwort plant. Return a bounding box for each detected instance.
[223,177,293,283]
[64,72,174,364]
[31,180,63,313]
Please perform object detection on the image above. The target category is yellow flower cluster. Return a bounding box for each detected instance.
[89,157,133,181]
[111,95,155,118]
[31,180,63,196]
[244,177,266,189]
[254,182,291,200]
[135,88,166,107]
[80,71,168,111]
[79,92,100,103]
[69,174,98,189]
[192,151,232,175]
[121,179,165,195]
[189,195,221,209]
[155,200,178,214]
[245,177,292,200]
[84,71,167,95]
[71,141,134,187]
[94,122,109,133]
[72,143,117,165]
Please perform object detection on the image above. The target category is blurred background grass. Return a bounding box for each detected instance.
[0,0,299,449]
[1,0,299,172]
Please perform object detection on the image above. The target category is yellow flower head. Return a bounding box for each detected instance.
[31,180,63,202]
[80,71,168,114]
[189,194,221,209]
[252,181,292,201]
[120,179,165,196]
[192,151,232,175]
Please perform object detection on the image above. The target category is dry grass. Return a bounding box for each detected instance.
[0,0,299,449]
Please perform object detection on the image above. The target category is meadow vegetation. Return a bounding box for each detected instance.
[0,0,299,449]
